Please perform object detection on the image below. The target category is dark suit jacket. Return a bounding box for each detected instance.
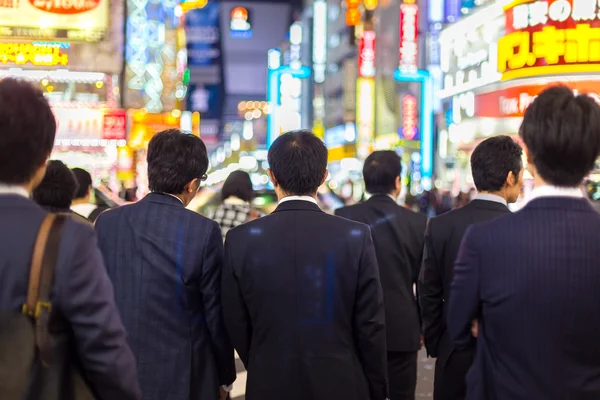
[336,194,426,352]
[95,193,235,400]
[222,200,388,400]
[419,199,509,363]
[448,197,600,400]
[0,194,139,400]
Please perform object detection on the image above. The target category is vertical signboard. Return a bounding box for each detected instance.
[358,30,376,78]
[185,1,221,67]
[312,0,327,83]
[185,0,223,138]
[399,1,419,73]
[356,78,375,159]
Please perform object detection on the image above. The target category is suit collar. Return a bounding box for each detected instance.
[524,197,594,212]
[273,199,322,213]
[143,192,185,207]
[367,194,397,205]
[468,199,509,212]
[0,194,41,210]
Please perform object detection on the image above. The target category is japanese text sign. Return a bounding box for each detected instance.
[498,0,600,81]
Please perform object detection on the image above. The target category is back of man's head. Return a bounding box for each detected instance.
[71,168,93,200]
[33,160,79,209]
[363,151,401,195]
[268,130,328,196]
[520,86,600,187]
[470,135,523,192]
[0,78,56,185]
[147,129,209,195]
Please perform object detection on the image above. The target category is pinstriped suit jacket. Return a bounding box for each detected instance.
[448,197,600,400]
[95,193,235,400]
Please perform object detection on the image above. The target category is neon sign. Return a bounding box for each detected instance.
[230,6,252,38]
[498,0,600,81]
[402,94,418,140]
[358,30,376,78]
[346,0,361,26]
[0,43,68,66]
[399,2,419,73]
[356,78,375,159]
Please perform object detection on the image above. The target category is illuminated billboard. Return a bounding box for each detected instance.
[356,77,375,159]
[0,42,68,66]
[358,30,376,78]
[498,0,600,81]
[230,6,252,38]
[0,0,108,41]
[399,2,419,73]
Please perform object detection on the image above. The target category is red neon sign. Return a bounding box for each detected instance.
[402,94,417,140]
[399,3,418,73]
[358,30,376,78]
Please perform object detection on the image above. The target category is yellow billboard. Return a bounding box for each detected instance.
[0,0,108,41]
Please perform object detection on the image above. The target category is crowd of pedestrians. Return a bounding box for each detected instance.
[2,78,600,400]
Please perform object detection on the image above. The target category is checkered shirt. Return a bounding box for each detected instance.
[210,203,255,240]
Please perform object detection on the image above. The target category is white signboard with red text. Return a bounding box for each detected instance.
[0,0,108,41]
[53,108,126,142]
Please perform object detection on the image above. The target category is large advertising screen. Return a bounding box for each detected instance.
[0,0,108,41]
[186,0,221,67]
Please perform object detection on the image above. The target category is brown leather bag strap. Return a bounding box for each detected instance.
[23,214,57,316]
[36,214,67,366]
[22,214,67,366]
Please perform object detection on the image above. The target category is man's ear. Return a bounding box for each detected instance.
[506,171,516,187]
[319,169,329,187]
[184,178,200,194]
[523,144,533,166]
[267,168,278,187]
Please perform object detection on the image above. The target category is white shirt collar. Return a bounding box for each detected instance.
[71,203,98,218]
[0,184,29,198]
[152,192,184,205]
[278,195,318,205]
[530,185,584,200]
[474,193,508,206]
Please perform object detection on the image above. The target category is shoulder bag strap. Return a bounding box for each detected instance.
[23,214,68,366]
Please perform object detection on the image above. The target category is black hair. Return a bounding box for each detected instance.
[33,160,79,210]
[71,168,92,199]
[519,86,600,187]
[147,129,209,194]
[363,150,401,194]
[470,135,523,192]
[0,78,56,184]
[222,170,254,202]
[267,130,328,196]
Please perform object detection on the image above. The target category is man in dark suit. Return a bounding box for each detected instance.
[96,130,235,400]
[0,78,140,399]
[419,135,524,400]
[448,86,600,399]
[222,130,388,400]
[71,168,110,222]
[336,150,426,400]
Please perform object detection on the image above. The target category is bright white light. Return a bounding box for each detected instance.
[231,133,241,151]
[268,49,281,70]
[290,22,303,45]
[344,122,356,142]
[239,156,258,170]
[242,120,254,140]
[439,129,448,158]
